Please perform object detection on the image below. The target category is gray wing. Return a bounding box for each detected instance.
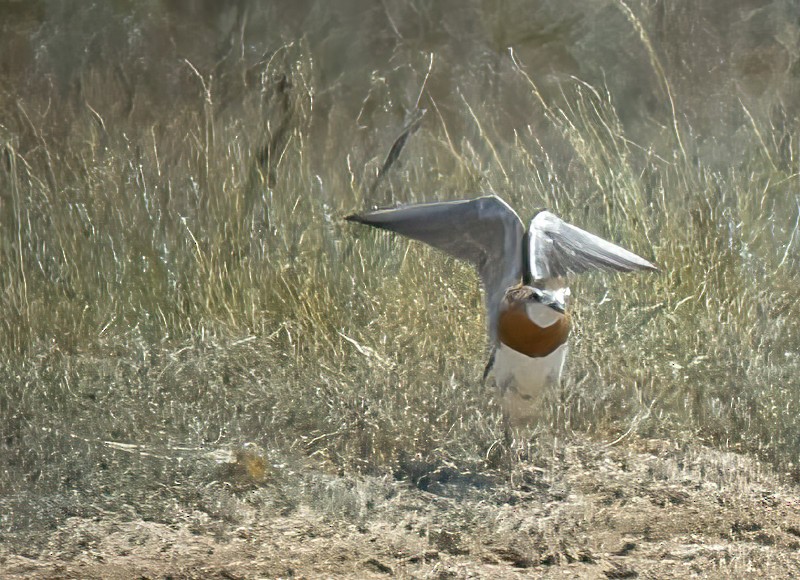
[528,211,658,281]
[346,195,524,341]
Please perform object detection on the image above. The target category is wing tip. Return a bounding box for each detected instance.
[344,213,367,224]
[616,256,659,274]
[638,256,660,273]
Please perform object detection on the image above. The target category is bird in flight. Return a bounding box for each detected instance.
[346,195,657,428]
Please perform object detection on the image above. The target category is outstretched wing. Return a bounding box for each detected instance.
[528,211,658,281]
[346,195,525,341]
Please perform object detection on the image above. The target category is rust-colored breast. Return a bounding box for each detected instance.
[498,302,570,358]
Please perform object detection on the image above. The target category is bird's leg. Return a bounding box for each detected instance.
[503,411,512,447]
[482,346,496,387]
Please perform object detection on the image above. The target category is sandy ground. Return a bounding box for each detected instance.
[3,438,800,579]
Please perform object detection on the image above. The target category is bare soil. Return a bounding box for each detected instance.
[3,438,800,579]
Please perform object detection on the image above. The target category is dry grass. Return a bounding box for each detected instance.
[2,1,800,576]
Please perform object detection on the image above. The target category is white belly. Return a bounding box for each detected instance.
[493,343,568,425]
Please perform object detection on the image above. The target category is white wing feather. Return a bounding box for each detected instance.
[528,211,657,281]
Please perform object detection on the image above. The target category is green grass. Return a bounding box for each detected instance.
[2,0,800,543]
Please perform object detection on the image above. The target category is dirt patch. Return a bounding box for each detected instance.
[3,438,800,579]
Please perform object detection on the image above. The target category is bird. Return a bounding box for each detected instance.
[345,194,657,428]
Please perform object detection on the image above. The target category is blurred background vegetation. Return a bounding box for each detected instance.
[2,0,800,541]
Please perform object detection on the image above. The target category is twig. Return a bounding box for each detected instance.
[368,55,433,196]
[775,198,800,273]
